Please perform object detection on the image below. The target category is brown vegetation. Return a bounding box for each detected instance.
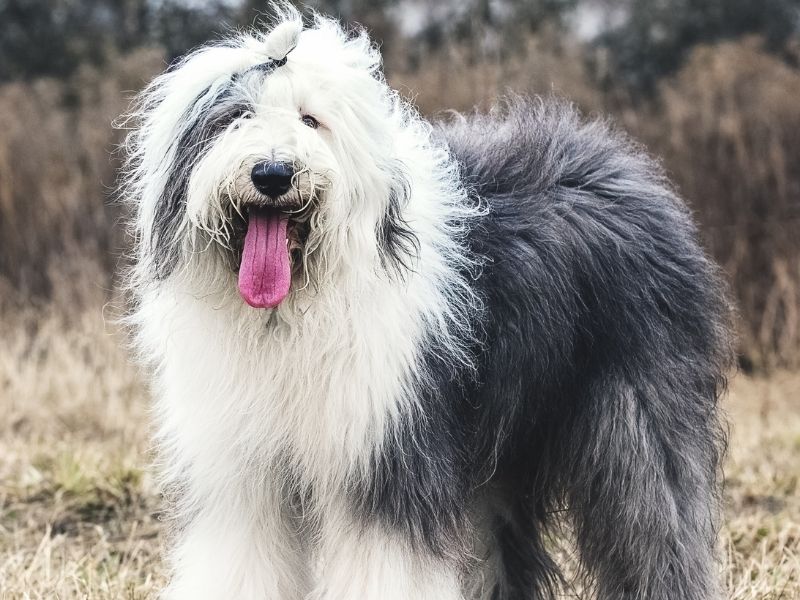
[629,39,800,369]
[0,50,162,305]
[2,36,799,365]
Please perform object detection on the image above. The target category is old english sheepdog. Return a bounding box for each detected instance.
[121,6,733,600]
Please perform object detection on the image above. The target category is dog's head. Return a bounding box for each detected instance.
[124,6,417,309]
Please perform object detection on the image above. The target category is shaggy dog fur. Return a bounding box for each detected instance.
[122,6,733,600]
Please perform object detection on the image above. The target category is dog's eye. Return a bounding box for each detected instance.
[226,105,252,125]
[301,114,319,129]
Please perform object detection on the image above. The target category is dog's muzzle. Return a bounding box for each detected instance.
[237,160,316,310]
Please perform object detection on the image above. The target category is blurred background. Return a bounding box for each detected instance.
[0,1,798,598]
[2,0,800,368]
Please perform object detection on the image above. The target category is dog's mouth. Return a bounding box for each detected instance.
[231,205,311,309]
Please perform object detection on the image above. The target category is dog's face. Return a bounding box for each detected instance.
[127,14,415,309]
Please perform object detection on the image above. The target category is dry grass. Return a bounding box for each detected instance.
[0,307,162,599]
[721,372,800,598]
[1,305,798,599]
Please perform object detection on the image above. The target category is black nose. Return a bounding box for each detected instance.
[251,161,294,198]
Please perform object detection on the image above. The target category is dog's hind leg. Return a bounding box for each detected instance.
[564,369,723,600]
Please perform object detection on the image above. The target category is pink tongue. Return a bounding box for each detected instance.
[238,208,291,308]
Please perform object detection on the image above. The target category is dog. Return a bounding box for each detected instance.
[121,5,733,599]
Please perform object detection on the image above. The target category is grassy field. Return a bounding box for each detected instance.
[1,309,798,599]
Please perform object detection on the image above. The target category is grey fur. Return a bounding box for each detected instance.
[359,96,734,599]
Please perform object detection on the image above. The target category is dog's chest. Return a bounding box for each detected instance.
[242,326,413,485]
[153,295,422,491]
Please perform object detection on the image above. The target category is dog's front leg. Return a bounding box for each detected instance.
[309,503,464,600]
[162,490,310,600]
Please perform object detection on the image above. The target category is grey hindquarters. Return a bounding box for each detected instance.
[441,96,734,599]
[561,368,725,600]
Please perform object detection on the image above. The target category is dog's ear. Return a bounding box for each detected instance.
[125,39,257,281]
[377,163,419,277]
[149,79,249,280]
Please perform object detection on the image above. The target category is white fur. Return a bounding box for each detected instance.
[123,6,483,599]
